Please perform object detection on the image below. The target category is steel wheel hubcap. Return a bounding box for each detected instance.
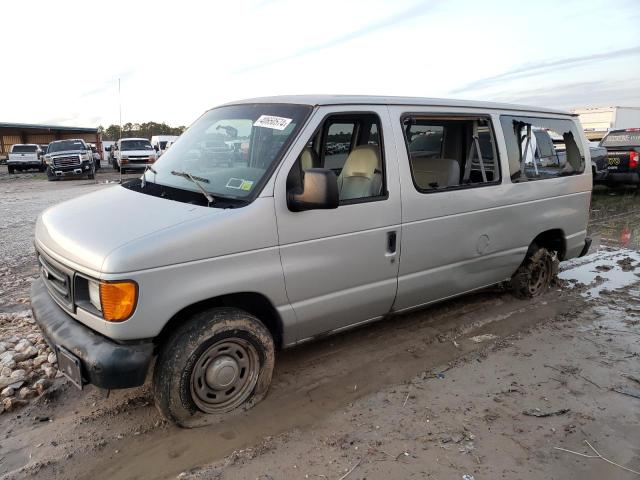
[530,258,550,294]
[190,338,259,414]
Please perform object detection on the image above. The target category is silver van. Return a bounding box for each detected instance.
[31,96,592,426]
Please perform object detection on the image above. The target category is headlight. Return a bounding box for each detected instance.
[88,279,101,311]
[99,281,138,322]
[77,278,138,321]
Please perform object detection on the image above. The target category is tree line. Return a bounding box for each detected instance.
[99,122,186,141]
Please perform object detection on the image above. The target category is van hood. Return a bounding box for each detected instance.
[36,185,278,275]
[35,185,212,274]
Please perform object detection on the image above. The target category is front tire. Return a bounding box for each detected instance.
[153,307,275,428]
[7,165,14,174]
[510,246,557,298]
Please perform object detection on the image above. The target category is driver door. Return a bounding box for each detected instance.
[273,106,402,343]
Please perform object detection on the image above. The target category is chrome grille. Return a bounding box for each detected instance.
[127,156,151,163]
[38,253,73,310]
[53,155,81,168]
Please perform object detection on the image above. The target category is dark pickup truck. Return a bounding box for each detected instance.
[44,139,96,181]
[597,128,640,187]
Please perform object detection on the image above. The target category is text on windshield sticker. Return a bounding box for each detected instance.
[253,115,292,131]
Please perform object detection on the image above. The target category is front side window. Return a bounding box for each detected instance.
[289,113,386,203]
[500,116,585,181]
[323,122,355,170]
[144,104,311,201]
[402,116,500,192]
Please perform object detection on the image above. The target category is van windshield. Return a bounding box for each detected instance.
[144,104,311,200]
[122,140,153,151]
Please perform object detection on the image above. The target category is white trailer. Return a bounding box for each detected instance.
[571,107,640,141]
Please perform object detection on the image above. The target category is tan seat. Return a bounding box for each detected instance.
[411,157,459,189]
[337,145,382,200]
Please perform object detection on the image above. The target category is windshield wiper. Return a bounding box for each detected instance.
[171,170,215,205]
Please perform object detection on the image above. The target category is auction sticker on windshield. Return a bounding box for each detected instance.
[253,115,292,131]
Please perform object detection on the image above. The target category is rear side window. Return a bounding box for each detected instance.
[501,116,585,182]
[600,131,640,148]
[12,145,38,153]
[402,116,500,192]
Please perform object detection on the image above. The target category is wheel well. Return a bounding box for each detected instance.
[531,229,566,260]
[154,292,284,351]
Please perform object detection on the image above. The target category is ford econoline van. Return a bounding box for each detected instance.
[31,96,592,426]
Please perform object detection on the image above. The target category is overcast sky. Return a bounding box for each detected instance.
[2,0,639,128]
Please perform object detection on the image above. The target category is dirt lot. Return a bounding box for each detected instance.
[0,165,639,480]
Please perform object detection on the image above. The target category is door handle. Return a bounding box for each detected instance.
[386,231,397,254]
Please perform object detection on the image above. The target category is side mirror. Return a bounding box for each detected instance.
[287,168,339,212]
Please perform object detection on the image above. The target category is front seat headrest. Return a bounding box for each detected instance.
[300,147,317,171]
[339,145,381,179]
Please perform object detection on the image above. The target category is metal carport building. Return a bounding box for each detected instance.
[0,122,102,159]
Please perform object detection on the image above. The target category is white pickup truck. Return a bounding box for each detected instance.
[7,144,45,173]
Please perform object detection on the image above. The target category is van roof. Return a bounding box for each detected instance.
[221,95,573,116]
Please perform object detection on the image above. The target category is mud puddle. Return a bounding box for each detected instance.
[2,288,582,479]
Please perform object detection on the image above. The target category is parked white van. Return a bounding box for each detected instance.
[31,96,591,426]
[113,137,157,173]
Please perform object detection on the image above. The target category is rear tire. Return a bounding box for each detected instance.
[153,307,275,428]
[510,246,557,298]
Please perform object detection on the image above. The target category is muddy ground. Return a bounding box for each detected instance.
[0,165,639,479]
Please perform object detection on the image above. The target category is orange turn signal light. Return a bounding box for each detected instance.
[99,281,138,322]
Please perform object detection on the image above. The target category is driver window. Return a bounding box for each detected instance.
[288,113,386,203]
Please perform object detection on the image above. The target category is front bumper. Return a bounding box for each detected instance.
[8,160,41,167]
[120,162,153,170]
[48,160,93,176]
[30,278,153,389]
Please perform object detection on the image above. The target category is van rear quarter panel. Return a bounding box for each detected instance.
[388,106,591,311]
